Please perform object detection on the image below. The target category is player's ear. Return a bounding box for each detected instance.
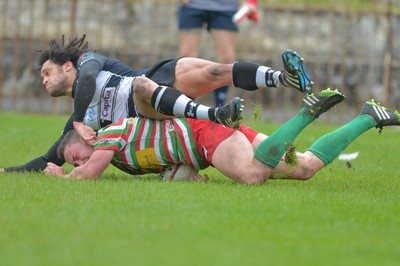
[79,136,87,146]
[64,61,74,72]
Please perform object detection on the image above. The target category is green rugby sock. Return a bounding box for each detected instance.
[308,114,377,165]
[254,107,314,169]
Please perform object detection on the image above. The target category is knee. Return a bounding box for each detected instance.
[241,172,269,185]
[245,177,266,185]
[134,76,155,99]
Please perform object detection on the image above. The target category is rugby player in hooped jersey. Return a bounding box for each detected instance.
[44,89,400,184]
[1,35,313,173]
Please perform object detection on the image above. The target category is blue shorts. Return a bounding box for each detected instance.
[178,6,238,32]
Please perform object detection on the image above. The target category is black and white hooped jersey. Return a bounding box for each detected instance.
[83,72,138,130]
[73,52,149,130]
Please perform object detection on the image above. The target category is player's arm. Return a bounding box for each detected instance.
[73,53,106,143]
[1,114,74,172]
[66,150,115,180]
[44,149,114,179]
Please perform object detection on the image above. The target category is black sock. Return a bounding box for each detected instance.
[232,62,259,91]
[150,86,216,120]
[232,62,282,90]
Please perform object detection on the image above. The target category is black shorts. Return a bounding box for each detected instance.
[145,58,179,87]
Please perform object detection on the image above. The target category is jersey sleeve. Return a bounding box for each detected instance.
[94,129,127,152]
[73,53,107,122]
[4,114,75,172]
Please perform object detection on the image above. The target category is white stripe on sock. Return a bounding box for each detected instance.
[154,86,167,111]
[256,66,271,87]
[172,95,192,117]
[196,104,210,120]
[272,70,282,87]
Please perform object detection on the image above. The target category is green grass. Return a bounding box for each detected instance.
[262,0,394,10]
[258,0,400,14]
[1,112,400,266]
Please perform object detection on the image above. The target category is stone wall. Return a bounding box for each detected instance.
[0,0,399,120]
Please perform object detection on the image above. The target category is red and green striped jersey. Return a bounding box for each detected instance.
[94,117,206,175]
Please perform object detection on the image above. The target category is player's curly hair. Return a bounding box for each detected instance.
[38,34,92,69]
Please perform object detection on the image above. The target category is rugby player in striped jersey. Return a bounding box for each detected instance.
[39,89,339,182]
[44,91,400,183]
[45,89,400,184]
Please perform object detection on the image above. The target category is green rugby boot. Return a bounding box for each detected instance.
[361,99,400,131]
[302,88,345,118]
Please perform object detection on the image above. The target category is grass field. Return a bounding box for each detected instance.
[1,112,400,266]
[262,0,396,11]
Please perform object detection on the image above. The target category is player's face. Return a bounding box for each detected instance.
[41,60,69,97]
[64,142,94,167]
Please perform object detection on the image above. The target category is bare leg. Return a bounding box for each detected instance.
[212,29,236,64]
[179,28,201,57]
[211,129,326,183]
[250,133,325,180]
[211,29,236,106]
[133,76,243,127]
[177,28,233,98]
[250,133,267,151]
[270,151,325,180]
[212,131,271,184]
[173,57,234,98]
[133,76,172,120]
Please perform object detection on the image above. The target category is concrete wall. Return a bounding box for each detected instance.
[0,0,399,121]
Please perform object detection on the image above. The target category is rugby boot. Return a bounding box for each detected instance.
[361,99,400,131]
[215,97,244,128]
[302,88,345,118]
[282,49,314,95]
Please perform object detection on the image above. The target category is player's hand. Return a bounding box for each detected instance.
[73,121,96,146]
[247,4,259,22]
[0,168,4,173]
[233,3,259,24]
[44,163,65,176]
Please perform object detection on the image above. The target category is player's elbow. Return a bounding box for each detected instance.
[82,169,102,180]
[69,168,102,180]
[76,173,100,180]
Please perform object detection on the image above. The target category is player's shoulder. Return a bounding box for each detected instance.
[77,52,105,67]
